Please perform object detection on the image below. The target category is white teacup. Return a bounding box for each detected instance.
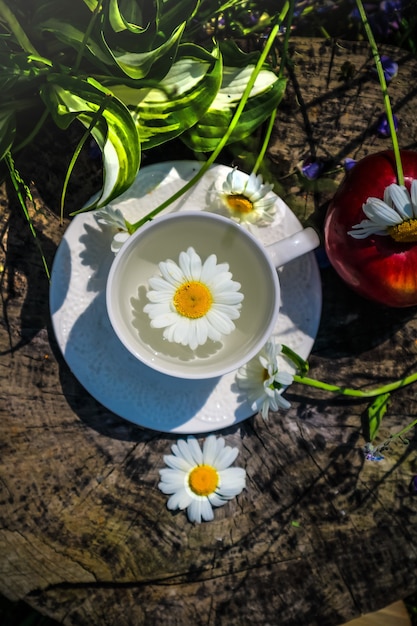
[106,210,319,379]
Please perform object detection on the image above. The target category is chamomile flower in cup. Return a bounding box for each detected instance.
[106,210,319,379]
[143,246,244,351]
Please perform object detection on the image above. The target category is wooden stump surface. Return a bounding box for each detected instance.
[1,38,417,626]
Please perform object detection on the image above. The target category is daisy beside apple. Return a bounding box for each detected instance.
[324,150,417,308]
[324,0,417,308]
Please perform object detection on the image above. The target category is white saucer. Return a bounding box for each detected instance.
[50,161,322,434]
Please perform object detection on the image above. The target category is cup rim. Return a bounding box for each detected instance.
[106,210,280,379]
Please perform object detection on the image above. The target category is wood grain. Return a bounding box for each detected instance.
[1,37,417,626]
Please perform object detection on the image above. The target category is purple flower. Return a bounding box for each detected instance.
[344,158,357,172]
[376,113,399,137]
[410,475,417,494]
[241,11,260,27]
[372,55,398,82]
[350,0,403,37]
[301,157,324,180]
[363,443,384,461]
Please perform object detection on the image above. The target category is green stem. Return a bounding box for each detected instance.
[129,4,289,233]
[60,96,109,223]
[293,371,417,398]
[388,418,417,441]
[252,0,294,176]
[13,109,49,154]
[5,152,50,280]
[252,110,276,176]
[74,0,103,72]
[355,0,404,186]
[0,0,40,55]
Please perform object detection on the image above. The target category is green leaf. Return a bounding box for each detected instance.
[156,0,201,33]
[111,43,222,148]
[39,18,111,66]
[40,74,140,208]
[281,344,309,376]
[182,67,286,152]
[366,392,390,442]
[0,52,48,97]
[108,0,148,34]
[103,21,186,79]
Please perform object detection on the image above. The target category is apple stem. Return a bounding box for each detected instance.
[355,0,404,187]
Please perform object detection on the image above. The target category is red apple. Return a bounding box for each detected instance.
[324,150,417,307]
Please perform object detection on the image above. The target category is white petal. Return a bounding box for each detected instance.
[194,318,209,346]
[167,489,192,511]
[208,492,227,507]
[411,180,417,216]
[215,445,238,470]
[348,219,389,236]
[178,247,198,280]
[388,184,413,219]
[274,392,291,409]
[162,453,191,472]
[172,317,192,346]
[147,276,174,292]
[206,309,236,335]
[159,260,184,285]
[211,293,244,308]
[244,172,260,196]
[218,467,246,495]
[229,169,247,193]
[111,231,129,253]
[202,435,221,466]
[158,470,187,491]
[185,436,204,465]
[173,438,198,467]
[200,254,220,282]
[275,371,294,386]
[148,311,179,327]
[363,199,403,224]
[187,498,214,523]
[261,398,270,420]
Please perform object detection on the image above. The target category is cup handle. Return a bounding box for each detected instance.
[265,227,320,268]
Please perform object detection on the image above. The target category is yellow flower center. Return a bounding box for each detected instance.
[173,281,213,319]
[188,464,219,496]
[226,193,254,214]
[387,219,417,243]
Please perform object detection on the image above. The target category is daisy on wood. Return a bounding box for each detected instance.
[158,435,246,523]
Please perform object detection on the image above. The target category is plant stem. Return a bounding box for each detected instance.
[388,418,417,441]
[355,0,404,186]
[129,4,289,232]
[293,371,417,398]
[5,153,50,280]
[74,0,103,72]
[252,110,276,176]
[252,0,294,176]
[60,96,109,223]
[13,109,50,154]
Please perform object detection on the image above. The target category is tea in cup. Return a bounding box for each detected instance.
[106,210,319,379]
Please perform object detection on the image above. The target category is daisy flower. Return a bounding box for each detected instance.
[158,435,246,523]
[220,168,276,225]
[349,179,417,242]
[236,340,293,420]
[143,247,244,350]
[94,206,130,253]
